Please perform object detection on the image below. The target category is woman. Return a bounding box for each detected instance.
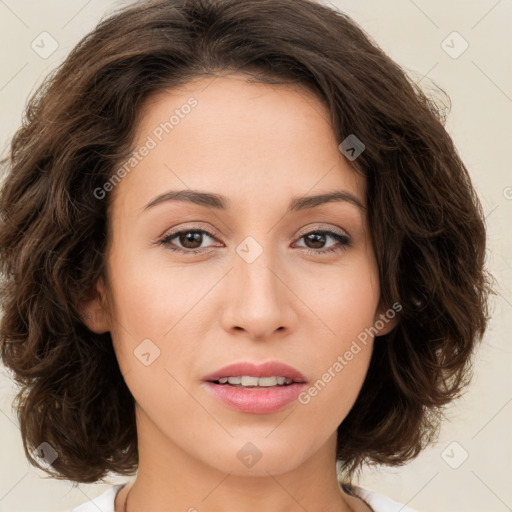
[0,0,491,511]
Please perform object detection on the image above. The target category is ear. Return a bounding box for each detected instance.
[80,277,111,334]
[372,300,400,336]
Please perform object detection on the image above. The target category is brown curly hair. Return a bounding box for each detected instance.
[0,0,492,484]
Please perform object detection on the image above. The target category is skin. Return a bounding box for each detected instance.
[82,72,397,512]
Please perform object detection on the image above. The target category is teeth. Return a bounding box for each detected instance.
[216,376,294,387]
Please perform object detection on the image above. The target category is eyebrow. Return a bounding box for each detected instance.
[143,188,366,213]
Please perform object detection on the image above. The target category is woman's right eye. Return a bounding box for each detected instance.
[158,228,218,254]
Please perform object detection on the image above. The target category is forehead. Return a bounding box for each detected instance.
[109,73,365,217]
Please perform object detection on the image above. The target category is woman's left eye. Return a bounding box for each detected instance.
[293,230,351,254]
[158,228,351,255]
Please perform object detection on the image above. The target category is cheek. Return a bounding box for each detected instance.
[298,338,373,414]
[106,247,212,345]
[292,259,379,410]
[294,280,376,428]
[105,248,225,395]
[295,254,380,340]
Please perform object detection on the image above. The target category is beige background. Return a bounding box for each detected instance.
[0,1,511,511]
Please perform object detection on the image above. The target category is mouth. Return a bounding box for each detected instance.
[210,375,301,388]
[201,361,309,413]
[202,360,308,387]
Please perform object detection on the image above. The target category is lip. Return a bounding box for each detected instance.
[202,360,309,383]
[203,381,307,414]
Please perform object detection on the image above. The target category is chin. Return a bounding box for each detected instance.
[201,440,310,477]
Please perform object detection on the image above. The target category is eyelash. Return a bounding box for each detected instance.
[157,226,351,256]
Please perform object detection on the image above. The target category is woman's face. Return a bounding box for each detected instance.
[84,72,395,477]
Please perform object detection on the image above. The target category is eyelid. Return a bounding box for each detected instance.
[295,223,350,239]
[156,222,219,241]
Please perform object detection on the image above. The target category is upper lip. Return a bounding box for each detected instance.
[203,361,308,383]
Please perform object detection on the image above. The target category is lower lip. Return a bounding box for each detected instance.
[202,381,307,414]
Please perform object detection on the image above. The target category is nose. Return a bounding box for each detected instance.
[220,244,297,341]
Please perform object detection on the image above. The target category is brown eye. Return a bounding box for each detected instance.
[294,230,351,255]
[159,229,218,253]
